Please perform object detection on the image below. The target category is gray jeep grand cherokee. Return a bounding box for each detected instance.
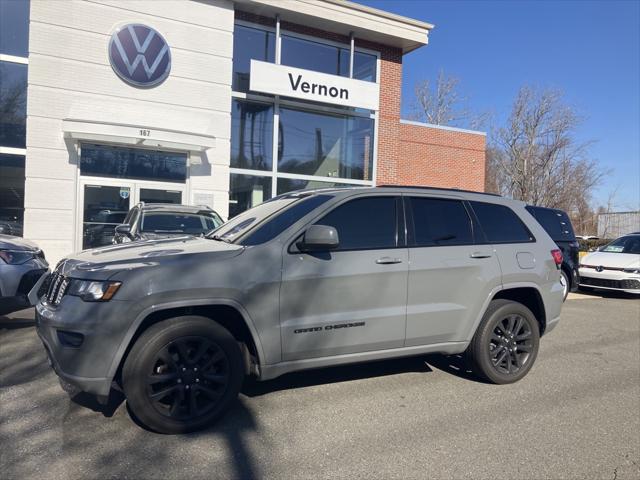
[36,187,564,433]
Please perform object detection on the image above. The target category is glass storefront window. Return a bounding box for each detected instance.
[233,24,275,92]
[281,35,350,78]
[0,154,25,237]
[231,100,274,171]
[277,178,358,195]
[80,144,187,183]
[278,107,374,181]
[229,174,272,218]
[229,173,271,218]
[0,0,29,57]
[0,62,27,148]
[353,51,377,82]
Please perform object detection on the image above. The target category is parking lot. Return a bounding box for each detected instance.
[1,292,638,480]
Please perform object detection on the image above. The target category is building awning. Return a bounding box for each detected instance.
[235,0,433,54]
[62,119,216,152]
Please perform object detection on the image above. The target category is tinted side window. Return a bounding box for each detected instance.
[243,195,333,245]
[409,197,473,246]
[525,206,575,241]
[471,202,534,243]
[314,197,397,250]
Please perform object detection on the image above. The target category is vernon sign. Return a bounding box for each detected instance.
[249,60,380,110]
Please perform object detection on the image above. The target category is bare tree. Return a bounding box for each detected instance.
[410,70,487,129]
[487,86,605,216]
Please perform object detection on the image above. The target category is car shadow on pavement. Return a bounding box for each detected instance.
[242,353,489,397]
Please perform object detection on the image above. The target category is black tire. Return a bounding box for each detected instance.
[560,270,570,301]
[467,299,540,384]
[122,316,244,434]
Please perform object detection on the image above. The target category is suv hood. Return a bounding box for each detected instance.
[0,234,40,252]
[56,236,243,279]
[581,251,640,269]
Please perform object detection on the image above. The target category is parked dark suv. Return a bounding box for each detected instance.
[526,205,579,300]
[36,187,564,433]
[113,203,224,244]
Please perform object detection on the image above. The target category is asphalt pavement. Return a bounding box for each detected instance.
[1,292,639,479]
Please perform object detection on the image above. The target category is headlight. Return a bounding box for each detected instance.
[623,268,640,274]
[0,249,36,265]
[67,279,122,301]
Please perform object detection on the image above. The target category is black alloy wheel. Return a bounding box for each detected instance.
[123,316,244,434]
[466,299,540,384]
[488,314,534,375]
[147,337,230,421]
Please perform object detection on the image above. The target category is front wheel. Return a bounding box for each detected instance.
[122,316,244,434]
[466,299,540,384]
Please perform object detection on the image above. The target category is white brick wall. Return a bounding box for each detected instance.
[25,0,234,264]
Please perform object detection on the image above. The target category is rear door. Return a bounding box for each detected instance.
[280,195,408,361]
[404,195,502,346]
[470,201,543,287]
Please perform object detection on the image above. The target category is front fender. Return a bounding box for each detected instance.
[105,297,266,381]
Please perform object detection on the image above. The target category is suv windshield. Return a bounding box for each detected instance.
[601,235,640,254]
[208,193,329,243]
[141,212,222,235]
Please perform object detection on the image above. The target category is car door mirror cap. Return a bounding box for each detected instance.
[299,225,339,252]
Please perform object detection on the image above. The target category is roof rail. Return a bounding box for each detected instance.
[376,185,502,197]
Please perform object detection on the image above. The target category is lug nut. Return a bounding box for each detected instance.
[182,367,186,372]
[194,368,198,372]
[177,379,182,383]
[196,378,200,383]
[185,385,190,390]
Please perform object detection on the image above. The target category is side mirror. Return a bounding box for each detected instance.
[299,225,339,252]
[114,224,132,237]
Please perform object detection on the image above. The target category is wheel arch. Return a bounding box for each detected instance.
[467,283,548,342]
[107,299,265,384]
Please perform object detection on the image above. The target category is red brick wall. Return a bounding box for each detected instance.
[394,123,486,191]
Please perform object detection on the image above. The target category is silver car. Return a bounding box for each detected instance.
[36,187,564,433]
[0,235,48,315]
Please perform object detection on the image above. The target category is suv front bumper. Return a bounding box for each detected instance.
[35,296,134,397]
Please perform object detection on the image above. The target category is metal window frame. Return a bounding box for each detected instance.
[230,18,380,205]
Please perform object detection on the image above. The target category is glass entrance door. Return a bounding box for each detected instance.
[82,184,132,249]
[80,181,186,249]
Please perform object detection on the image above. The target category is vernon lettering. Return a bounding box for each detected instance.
[288,73,349,100]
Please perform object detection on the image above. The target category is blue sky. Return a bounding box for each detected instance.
[360,0,640,210]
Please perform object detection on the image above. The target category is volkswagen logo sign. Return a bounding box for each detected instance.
[108,24,171,88]
[595,265,604,272]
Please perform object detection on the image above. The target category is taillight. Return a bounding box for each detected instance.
[551,249,563,268]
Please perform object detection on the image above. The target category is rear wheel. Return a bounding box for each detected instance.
[560,270,570,301]
[467,299,540,384]
[123,316,243,434]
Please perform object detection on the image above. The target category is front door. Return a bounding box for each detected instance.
[79,180,185,249]
[280,195,408,361]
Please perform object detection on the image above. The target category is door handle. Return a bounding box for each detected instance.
[376,257,403,265]
[470,252,492,259]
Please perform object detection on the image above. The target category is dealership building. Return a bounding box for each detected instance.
[0,0,486,264]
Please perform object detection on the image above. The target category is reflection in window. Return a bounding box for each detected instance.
[409,197,473,246]
[278,107,374,181]
[229,174,272,218]
[281,35,350,78]
[0,62,27,148]
[233,24,275,92]
[353,51,377,82]
[231,100,274,171]
[314,197,397,250]
[0,0,30,57]
[277,178,357,195]
[0,154,25,237]
[80,144,187,183]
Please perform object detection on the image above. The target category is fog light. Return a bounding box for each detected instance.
[57,330,84,348]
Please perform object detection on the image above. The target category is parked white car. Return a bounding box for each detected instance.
[579,234,640,294]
